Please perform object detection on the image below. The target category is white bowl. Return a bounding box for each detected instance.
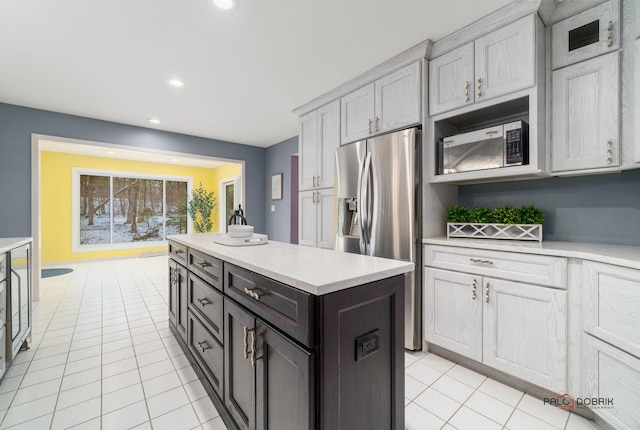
[227,225,254,238]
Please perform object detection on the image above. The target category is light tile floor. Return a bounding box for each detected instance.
[0,257,604,430]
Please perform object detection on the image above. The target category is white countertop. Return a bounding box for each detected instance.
[169,233,414,296]
[0,237,32,254]
[423,237,640,270]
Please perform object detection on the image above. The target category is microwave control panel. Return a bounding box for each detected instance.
[504,121,529,166]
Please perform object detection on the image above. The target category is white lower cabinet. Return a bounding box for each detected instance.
[299,189,334,250]
[425,249,568,392]
[583,261,640,430]
[584,336,640,430]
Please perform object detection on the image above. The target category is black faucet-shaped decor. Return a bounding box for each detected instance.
[228,204,247,226]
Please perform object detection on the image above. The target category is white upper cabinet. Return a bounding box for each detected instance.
[429,43,474,116]
[551,51,620,173]
[475,15,535,102]
[374,62,421,133]
[429,15,535,117]
[341,84,375,144]
[341,62,420,144]
[299,100,340,191]
[298,188,334,250]
[551,0,620,70]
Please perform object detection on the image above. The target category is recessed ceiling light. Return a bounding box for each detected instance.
[105,150,114,155]
[212,0,238,10]
[172,158,179,162]
[148,118,161,125]
[168,78,185,88]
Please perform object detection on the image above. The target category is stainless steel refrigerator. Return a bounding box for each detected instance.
[335,127,421,350]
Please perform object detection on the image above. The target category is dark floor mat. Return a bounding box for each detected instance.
[41,268,74,278]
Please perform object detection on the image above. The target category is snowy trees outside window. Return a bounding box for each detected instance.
[79,174,188,245]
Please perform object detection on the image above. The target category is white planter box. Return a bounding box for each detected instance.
[447,223,543,241]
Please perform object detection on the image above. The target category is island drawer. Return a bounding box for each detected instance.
[188,273,224,344]
[168,241,187,265]
[188,248,223,290]
[224,264,315,348]
[188,312,224,398]
[424,245,567,288]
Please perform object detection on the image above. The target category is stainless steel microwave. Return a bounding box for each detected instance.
[439,120,529,175]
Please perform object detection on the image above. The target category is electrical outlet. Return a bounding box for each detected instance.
[271,205,275,212]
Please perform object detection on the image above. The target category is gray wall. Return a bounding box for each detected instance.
[459,169,640,245]
[265,136,298,242]
[0,102,266,236]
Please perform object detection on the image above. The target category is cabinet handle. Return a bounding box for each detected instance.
[368,118,372,134]
[250,330,257,367]
[196,297,210,307]
[196,341,209,353]
[375,116,379,133]
[471,279,477,300]
[243,287,262,301]
[606,140,613,164]
[607,21,613,47]
[476,78,482,98]
[173,249,184,254]
[485,282,490,303]
[464,81,470,102]
[470,258,493,265]
[313,175,317,188]
[196,261,211,269]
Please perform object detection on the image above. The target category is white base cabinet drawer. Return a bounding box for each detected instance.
[584,336,640,430]
[585,261,640,358]
[424,245,567,288]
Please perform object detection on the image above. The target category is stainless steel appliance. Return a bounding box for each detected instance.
[335,128,421,350]
[439,120,529,175]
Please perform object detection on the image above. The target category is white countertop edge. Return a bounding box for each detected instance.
[170,234,414,296]
[423,237,640,270]
[0,237,32,254]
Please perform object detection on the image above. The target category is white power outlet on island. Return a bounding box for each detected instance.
[271,205,275,212]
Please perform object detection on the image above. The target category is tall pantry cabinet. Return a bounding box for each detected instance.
[298,101,339,249]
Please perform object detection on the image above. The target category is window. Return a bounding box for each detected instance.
[74,169,191,251]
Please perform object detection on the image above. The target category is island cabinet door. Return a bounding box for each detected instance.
[255,321,314,430]
[225,299,257,430]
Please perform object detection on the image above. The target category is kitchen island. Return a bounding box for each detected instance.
[167,233,413,430]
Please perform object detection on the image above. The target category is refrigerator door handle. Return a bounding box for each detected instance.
[358,152,371,254]
[365,152,374,256]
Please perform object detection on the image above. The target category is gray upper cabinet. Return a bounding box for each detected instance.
[299,100,340,191]
[429,15,535,117]
[551,51,620,173]
[341,62,420,144]
[551,0,620,70]
[429,43,474,116]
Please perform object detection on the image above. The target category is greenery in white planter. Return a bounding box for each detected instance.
[188,183,217,233]
[446,204,544,241]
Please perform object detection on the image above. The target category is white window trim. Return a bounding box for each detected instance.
[72,168,193,253]
[219,175,242,233]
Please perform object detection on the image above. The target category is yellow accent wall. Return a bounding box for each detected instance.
[41,151,241,263]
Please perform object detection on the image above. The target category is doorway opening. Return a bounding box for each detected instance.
[219,175,241,233]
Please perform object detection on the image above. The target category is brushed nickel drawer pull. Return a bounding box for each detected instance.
[196,298,210,307]
[485,282,490,303]
[472,279,477,300]
[464,81,470,102]
[476,77,482,98]
[243,287,262,301]
[196,341,209,352]
[368,118,372,134]
[196,261,211,269]
[607,20,613,47]
[375,116,379,133]
[173,249,184,254]
[470,258,494,265]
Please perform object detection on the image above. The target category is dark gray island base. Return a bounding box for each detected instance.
[167,236,412,430]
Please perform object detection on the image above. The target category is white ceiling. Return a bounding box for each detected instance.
[1,0,513,148]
